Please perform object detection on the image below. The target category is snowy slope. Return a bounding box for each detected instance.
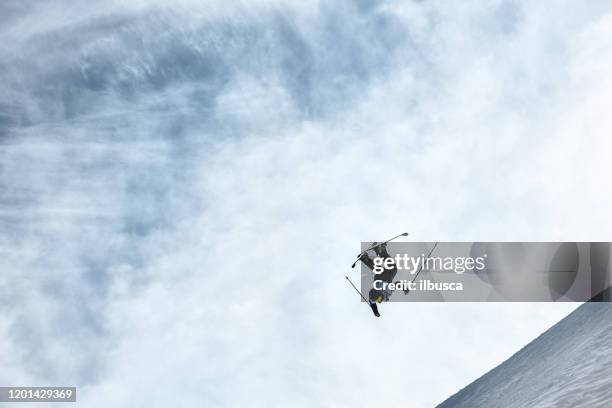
[437,302,612,408]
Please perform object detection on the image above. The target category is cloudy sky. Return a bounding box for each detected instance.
[1,0,611,406]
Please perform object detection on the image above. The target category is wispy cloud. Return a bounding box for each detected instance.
[1,0,611,406]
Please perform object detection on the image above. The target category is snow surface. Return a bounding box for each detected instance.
[437,302,612,407]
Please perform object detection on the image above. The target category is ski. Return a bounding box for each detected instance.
[351,232,408,268]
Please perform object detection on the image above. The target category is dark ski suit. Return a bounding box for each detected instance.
[360,243,398,303]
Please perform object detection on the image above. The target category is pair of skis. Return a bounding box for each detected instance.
[350,232,409,268]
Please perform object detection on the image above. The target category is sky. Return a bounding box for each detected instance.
[1,0,612,407]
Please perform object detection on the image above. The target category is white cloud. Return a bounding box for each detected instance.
[1,0,611,406]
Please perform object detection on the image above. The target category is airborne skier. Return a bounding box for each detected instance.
[356,242,400,317]
[347,232,408,317]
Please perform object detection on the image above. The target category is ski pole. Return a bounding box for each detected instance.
[345,276,369,303]
[346,276,381,317]
[411,242,439,283]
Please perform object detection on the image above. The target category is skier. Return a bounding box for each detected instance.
[357,242,400,317]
